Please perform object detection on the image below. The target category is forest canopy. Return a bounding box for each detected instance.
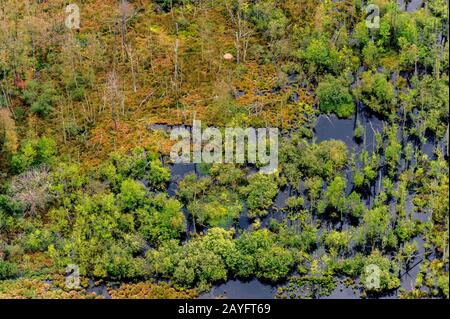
[0,0,448,300]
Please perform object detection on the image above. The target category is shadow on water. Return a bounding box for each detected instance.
[399,236,426,292]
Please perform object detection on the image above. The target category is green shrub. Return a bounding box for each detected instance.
[255,245,294,282]
[118,179,147,211]
[21,228,54,253]
[23,80,57,117]
[317,75,354,118]
[11,137,57,173]
[137,194,186,243]
[239,174,278,218]
[0,261,18,279]
[101,147,169,191]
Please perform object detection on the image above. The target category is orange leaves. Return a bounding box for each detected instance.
[109,281,198,299]
[0,278,99,299]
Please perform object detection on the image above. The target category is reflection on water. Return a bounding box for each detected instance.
[314,114,384,154]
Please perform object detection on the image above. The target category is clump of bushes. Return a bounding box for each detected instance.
[10,137,57,174]
[23,80,57,117]
[0,261,18,280]
[316,75,354,118]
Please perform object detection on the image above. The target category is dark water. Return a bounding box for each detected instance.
[237,203,252,231]
[399,236,426,291]
[397,0,424,12]
[166,163,200,235]
[167,163,198,196]
[314,114,384,154]
[260,187,290,229]
[314,116,355,147]
[421,140,436,158]
[199,279,278,299]
[321,282,360,299]
[274,187,290,210]
[148,112,432,299]
[86,280,112,299]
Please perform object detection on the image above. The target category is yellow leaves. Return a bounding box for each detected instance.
[236,62,277,94]
[86,120,167,164]
[430,259,445,275]
[0,107,18,154]
[310,259,320,276]
[282,100,315,129]
[372,0,392,12]
[171,214,184,229]
[148,25,161,33]
[17,251,54,274]
[381,54,401,72]
[47,244,57,260]
[313,1,326,33]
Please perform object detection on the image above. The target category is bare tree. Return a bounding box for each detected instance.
[106,71,124,131]
[224,0,253,64]
[11,166,51,217]
[118,0,137,92]
[173,23,182,119]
